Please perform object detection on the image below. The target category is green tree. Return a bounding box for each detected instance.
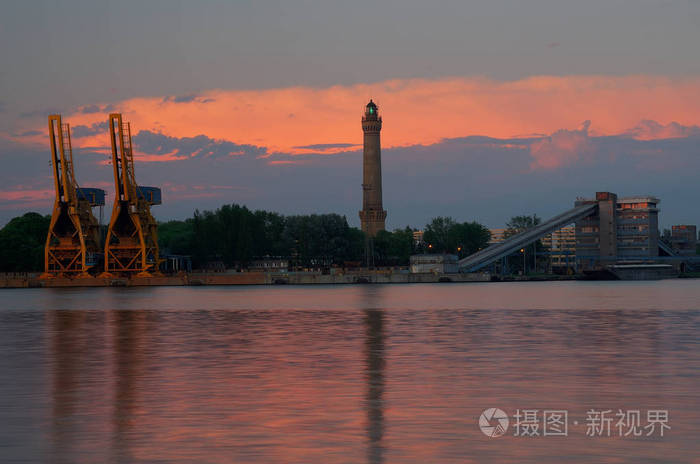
[373,227,416,266]
[504,214,541,238]
[423,217,490,257]
[0,212,51,272]
[452,222,491,258]
[344,227,366,264]
[423,216,457,253]
[158,219,194,255]
[282,213,360,267]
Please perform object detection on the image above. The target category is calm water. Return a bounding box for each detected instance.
[1,281,699,463]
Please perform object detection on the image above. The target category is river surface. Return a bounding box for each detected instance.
[1,280,699,463]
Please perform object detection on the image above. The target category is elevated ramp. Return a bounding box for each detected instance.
[459,203,598,272]
[658,240,677,256]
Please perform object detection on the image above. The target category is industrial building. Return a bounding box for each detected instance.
[459,191,699,278]
[410,254,458,274]
[488,229,506,245]
[490,226,576,272]
[670,225,697,255]
[541,226,576,273]
[575,192,660,269]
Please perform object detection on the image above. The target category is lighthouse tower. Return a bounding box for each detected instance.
[359,100,387,237]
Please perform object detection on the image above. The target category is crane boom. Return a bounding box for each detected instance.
[42,115,105,277]
[108,113,139,203]
[103,113,161,277]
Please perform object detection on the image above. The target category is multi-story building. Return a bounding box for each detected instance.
[575,192,660,269]
[542,226,576,272]
[670,225,697,256]
[489,228,506,245]
[412,230,424,245]
[616,196,660,258]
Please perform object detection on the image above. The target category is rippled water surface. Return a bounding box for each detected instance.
[1,280,699,463]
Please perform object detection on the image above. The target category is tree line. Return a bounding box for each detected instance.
[161,205,491,269]
[0,206,493,272]
[0,213,51,272]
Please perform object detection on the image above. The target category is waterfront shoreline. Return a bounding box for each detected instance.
[0,271,586,289]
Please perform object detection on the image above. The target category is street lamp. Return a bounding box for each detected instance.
[520,248,526,275]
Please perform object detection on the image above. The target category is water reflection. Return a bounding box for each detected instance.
[50,310,83,464]
[0,283,696,463]
[111,310,147,463]
[365,308,385,464]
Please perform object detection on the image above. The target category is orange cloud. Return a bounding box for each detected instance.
[12,75,700,158]
[0,188,53,202]
[0,188,54,210]
[266,159,312,166]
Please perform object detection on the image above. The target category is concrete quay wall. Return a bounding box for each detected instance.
[0,271,491,289]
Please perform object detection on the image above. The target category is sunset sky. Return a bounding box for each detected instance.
[2,0,700,229]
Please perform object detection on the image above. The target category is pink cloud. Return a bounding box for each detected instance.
[529,121,593,170]
[0,188,53,202]
[0,188,54,210]
[8,75,700,170]
[622,120,700,140]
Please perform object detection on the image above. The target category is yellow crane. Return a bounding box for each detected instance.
[102,113,161,277]
[43,115,105,277]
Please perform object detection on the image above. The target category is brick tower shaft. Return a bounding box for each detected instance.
[359,100,387,237]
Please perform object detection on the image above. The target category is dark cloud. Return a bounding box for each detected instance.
[443,135,532,146]
[381,128,700,228]
[162,94,202,104]
[621,120,700,139]
[3,121,700,230]
[81,104,101,114]
[161,95,215,104]
[18,130,42,137]
[19,108,62,118]
[173,94,197,103]
[293,143,358,150]
[80,103,117,114]
[0,102,6,113]
[72,121,109,138]
[133,130,267,159]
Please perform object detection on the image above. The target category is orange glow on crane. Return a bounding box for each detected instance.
[42,115,105,278]
[102,113,161,277]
